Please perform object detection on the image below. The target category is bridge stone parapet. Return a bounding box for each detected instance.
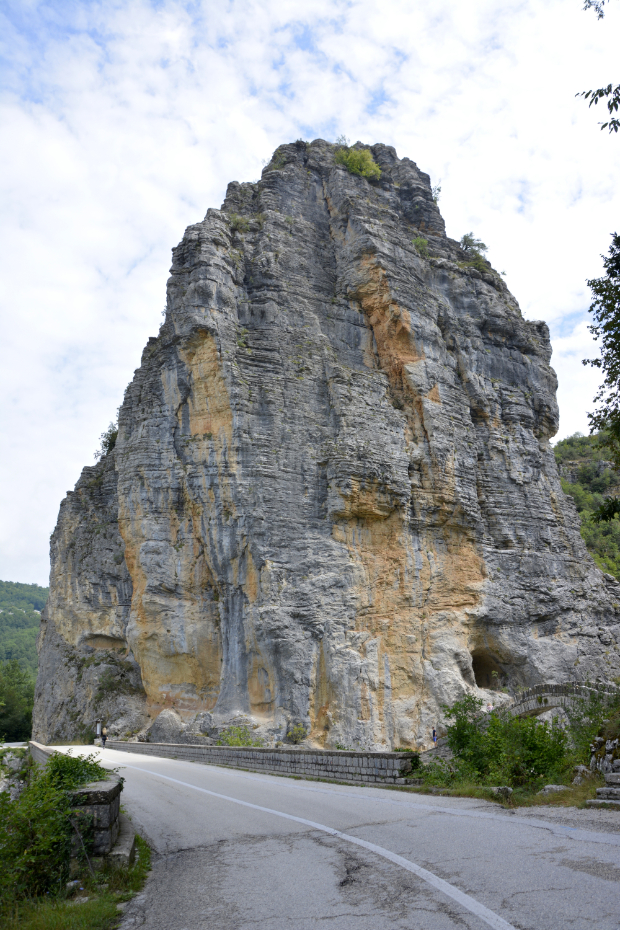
[106,741,416,786]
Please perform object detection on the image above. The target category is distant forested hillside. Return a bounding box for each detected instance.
[555,433,620,579]
[0,580,47,675]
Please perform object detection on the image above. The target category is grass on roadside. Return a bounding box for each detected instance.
[402,774,605,809]
[2,835,151,930]
[2,896,120,930]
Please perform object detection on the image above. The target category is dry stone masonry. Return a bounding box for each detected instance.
[106,740,415,786]
[29,741,123,855]
[33,140,620,751]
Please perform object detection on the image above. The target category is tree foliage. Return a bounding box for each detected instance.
[578,1,619,132]
[0,581,47,675]
[554,432,620,572]
[0,660,35,741]
[583,234,620,487]
[94,418,119,461]
[426,695,569,788]
[458,233,492,274]
[583,0,609,18]
[459,232,488,255]
[579,84,620,133]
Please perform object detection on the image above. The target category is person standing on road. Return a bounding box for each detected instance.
[432,727,437,745]
[101,726,108,748]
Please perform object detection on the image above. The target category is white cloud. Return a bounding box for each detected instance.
[1,0,619,584]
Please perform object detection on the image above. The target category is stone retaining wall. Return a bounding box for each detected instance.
[71,776,122,856]
[107,741,414,785]
[28,741,122,855]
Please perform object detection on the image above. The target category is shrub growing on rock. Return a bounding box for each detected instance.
[334,146,381,179]
[286,723,308,744]
[413,236,429,258]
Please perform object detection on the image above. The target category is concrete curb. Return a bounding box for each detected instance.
[108,813,136,866]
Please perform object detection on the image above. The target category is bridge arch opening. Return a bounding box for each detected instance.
[471,650,503,690]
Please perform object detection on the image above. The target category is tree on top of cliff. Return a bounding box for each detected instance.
[458,233,492,275]
[459,233,488,256]
[94,419,118,460]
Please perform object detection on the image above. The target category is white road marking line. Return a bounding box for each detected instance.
[118,761,518,930]
[100,748,620,849]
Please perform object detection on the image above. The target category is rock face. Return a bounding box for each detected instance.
[33,140,620,749]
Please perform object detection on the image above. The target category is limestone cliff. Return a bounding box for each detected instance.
[33,140,620,749]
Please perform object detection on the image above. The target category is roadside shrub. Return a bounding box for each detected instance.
[482,714,567,786]
[216,725,264,747]
[424,695,568,788]
[565,688,620,759]
[334,146,381,180]
[44,751,110,789]
[0,768,72,908]
[2,833,152,930]
[0,752,112,912]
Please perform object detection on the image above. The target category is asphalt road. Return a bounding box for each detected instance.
[60,746,620,930]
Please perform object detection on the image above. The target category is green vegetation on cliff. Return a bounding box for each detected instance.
[554,433,620,578]
[334,145,381,179]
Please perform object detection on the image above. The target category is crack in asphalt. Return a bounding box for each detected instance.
[115,760,519,930]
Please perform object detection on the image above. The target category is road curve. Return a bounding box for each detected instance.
[59,746,620,930]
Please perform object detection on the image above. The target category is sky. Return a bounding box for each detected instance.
[1,0,619,587]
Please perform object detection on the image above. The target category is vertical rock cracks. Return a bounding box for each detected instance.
[34,140,620,748]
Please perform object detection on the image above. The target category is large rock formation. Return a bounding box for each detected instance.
[34,140,620,749]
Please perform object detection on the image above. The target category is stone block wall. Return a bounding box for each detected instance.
[70,777,122,855]
[107,741,414,785]
[28,741,122,855]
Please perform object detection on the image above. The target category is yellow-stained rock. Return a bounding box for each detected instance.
[33,140,620,748]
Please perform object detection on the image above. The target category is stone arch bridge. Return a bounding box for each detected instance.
[422,682,620,761]
[506,683,619,719]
